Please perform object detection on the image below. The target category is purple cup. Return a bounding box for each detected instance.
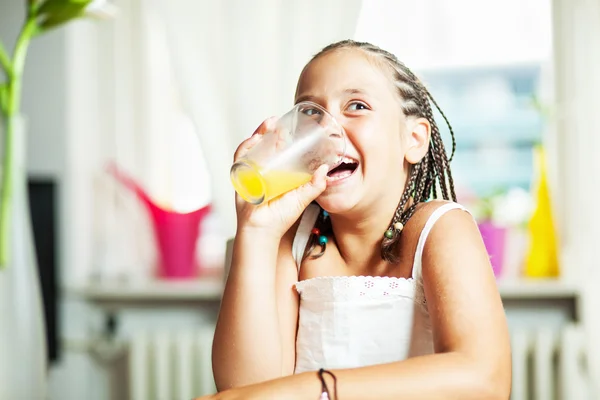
[478,221,507,277]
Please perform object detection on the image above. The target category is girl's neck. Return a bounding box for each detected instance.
[329,192,408,272]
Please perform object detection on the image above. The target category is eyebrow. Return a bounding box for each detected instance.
[343,88,367,96]
[295,88,368,104]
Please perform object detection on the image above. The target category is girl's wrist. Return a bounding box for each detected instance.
[235,225,285,243]
[317,369,338,400]
[230,228,281,276]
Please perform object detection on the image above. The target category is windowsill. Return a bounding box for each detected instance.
[64,277,579,304]
[64,276,224,303]
[496,278,579,300]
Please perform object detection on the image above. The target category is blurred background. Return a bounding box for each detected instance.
[1,0,599,399]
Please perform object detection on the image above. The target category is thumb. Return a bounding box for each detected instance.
[303,164,329,199]
[281,164,328,211]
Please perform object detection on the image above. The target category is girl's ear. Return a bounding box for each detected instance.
[405,117,430,164]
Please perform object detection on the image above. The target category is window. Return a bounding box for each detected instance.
[355,0,553,202]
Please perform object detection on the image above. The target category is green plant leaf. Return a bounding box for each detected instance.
[28,0,42,9]
[0,84,7,114]
[37,0,90,16]
[38,2,89,31]
[0,39,11,79]
[38,0,69,16]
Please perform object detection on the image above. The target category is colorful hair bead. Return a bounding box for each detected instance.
[322,210,329,218]
[319,235,328,245]
[311,227,321,235]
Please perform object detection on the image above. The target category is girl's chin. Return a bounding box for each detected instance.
[315,193,359,215]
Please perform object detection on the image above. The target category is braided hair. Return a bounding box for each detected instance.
[302,40,457,263]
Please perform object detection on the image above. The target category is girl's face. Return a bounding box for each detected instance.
[295,49,427,215]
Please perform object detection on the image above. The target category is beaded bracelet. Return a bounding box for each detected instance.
[318,368,338,400]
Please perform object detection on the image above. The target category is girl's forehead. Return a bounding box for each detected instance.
[296,49,394,97]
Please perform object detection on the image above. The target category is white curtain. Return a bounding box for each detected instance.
[552,0,600,394]
[149,0,363,236]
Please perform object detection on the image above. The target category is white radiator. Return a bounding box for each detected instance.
[511,324,590,400]
[128,324,590,400]
[129,326,216,400]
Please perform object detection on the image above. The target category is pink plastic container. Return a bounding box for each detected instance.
[108,163,211,279]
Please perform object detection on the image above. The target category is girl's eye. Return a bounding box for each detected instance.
[302,107,322,116]
[347,102,368,111]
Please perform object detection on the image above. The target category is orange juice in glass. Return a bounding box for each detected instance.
[231,102,346,204]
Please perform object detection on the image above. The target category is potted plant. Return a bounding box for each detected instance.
[474,187,534,279]
[0,1,115,398]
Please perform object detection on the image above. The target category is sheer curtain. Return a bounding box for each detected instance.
[149,0,363,236]
[552,0,600,393]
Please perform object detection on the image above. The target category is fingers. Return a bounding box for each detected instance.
[233,117,277,162]
[233,134,262,162]
[253,116,277,136]
[309,164,329,190]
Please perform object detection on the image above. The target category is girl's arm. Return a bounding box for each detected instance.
[211,225,300,390]
[212,119,328,391]
[204,207,511,399]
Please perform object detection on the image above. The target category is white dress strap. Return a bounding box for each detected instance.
[292,204,320,269]
[412,202,468,280]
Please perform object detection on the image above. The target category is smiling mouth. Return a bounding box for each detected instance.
[326,156,359,181]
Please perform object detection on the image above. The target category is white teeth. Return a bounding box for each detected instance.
[339,156,358,164]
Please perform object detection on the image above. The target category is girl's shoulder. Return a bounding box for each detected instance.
[401,200,475,258]
[402,200,486,286]
[407,200,471,233]
[402,200,470,238]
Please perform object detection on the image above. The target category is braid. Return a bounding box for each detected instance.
[302,40,457,263]
[424,88,457,162]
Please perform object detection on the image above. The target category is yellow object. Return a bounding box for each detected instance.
[524,145,560,278]
[232,167,312,204]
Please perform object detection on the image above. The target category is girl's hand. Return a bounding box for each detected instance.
[234,117,328,238]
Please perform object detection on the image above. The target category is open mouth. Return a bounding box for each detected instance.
[326,156,359,181]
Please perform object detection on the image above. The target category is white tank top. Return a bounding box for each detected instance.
[292,202,467,373]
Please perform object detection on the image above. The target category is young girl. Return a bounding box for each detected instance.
[202,40,511,399]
